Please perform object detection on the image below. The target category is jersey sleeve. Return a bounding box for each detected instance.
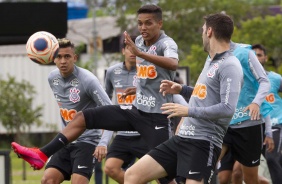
[180,85,194,101]
[104,68,114,100]
[248,50,270,106]
[163,38,179,60]
[173,94,188,105]
[85,74,112,106]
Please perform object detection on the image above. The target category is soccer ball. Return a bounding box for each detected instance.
[26,31,59,65]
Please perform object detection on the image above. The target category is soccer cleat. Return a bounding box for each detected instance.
[11,142,48,170]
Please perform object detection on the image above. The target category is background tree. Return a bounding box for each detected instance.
[0,75,43,180]
[93,0,281,84]
[0,75,43,144]
[233,14,282,73]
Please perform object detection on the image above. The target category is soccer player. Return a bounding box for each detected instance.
[123,13,243,184]
[252,44,282,184]
[103,36,148,183]
[216,40,272,184]
[30,38,112,184]
[11,4,178,182]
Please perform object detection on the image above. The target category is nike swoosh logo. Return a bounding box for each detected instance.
[58,138,65,145]
[189,170,200,174]
[252,159,260,164]
[78,165,88,169]
[155,126,164,130]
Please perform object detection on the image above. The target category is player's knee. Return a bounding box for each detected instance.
[232,168,243,181]
[41,175,58,184]
[243,173,259,184]
[104,164,117,176]
[217,172,231,184]
[124,167,141,184]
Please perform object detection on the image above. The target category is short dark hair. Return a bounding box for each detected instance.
[57,38,75,49]
[252,44,267,55]
[123,36,137,48]
[204,13,234,42]
[137,4,162,21]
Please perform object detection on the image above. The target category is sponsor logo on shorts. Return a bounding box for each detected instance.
[155,126,164,130]
[252,159,260,164]
[78,165,88,169]
[189,170,200,174]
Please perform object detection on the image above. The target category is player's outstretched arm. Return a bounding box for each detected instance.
[159,80,182,96]
[161,103,188,118]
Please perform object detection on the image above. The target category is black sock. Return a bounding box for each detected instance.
[40,133,68,157]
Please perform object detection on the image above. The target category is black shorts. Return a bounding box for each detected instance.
[148,136,220,183]
[217,148,235,172]
[223,124,264,167]
[106,135,149,166]
[83,105,170,149]
[45,142,96,180]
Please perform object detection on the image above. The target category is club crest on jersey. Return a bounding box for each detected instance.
[52,78,60,85]
[69,88,80,103]
[207,63,219,78]
[70,78,79,87]
[147,45,157,55]
[114,68,122,74]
